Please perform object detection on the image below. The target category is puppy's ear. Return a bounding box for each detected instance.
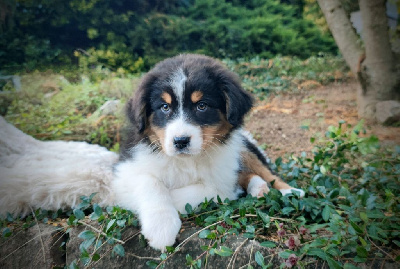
[126,74,154,133]
[221,72,253,127]
[126,94,146,133]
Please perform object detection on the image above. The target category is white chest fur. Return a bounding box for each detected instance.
[112,129,244,213]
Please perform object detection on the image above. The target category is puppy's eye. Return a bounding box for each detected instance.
[197,102,208,111]
[161,104,170,112]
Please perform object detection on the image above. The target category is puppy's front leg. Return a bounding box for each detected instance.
[113,163,181,251]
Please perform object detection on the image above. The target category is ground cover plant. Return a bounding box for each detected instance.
[1,56,399,268]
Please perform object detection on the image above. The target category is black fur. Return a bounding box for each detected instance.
[121,54,254,159]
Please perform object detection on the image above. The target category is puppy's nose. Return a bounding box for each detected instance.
[173,136,191,150]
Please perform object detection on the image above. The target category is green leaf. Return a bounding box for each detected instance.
[106,219,116,232]
[349,220,363,234]
[327,256,342,269]
[353,256,367,263]
[246,225,255,233]
[243,233,255,239]
[260,241,277,248]
[78,230,96,240]
[214,246,233,257]
[166,246,176,253]
[117,219,126,227]
[93,203,103,215]
[255,251,265,267]
[2,228,12,238]
[322,205,331,222]
[366,210,385,219]
[239,207,246,217]
[278,251,292,259]
[92,253,100,261]
[308,248,327,260]
[359,212,368,223]
[281,207,295,215]
[343,263,361,269]
[257,210,270,226]
[199,229,211,239]
[204,216,218,223]
[113,244,125,257]
[217,225,225,235]
[356,246,368,258]
[146,260,159,269]
[320,165,327,175]
[185,203,193,214]
[73,208,85,220]
[206,232,217,240]
[359,236,368,247]
[160,253,167,260]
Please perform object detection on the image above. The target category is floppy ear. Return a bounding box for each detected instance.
[221,72,253,127]
[126,74,155,133]
[126,94,146,133]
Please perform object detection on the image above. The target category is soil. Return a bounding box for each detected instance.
[244,80,400,161]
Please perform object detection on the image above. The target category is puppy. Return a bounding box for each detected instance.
[112,54,304,251]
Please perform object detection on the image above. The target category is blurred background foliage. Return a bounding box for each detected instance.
[0,0,338,72]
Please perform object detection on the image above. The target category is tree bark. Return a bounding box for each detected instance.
[318,0,400,121]
[316,0,364,74]
[357,0,400,118]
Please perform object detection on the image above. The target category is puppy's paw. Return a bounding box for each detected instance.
[280,188,305,198]
[247,175,270,198]
[140,207,182,251]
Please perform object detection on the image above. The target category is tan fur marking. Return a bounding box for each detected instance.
[191,91,203,103]
[238,172,257,190]
[161,92,172,104]
[240,151,291,191]
[144,115,165,151]
[201,113,232,150]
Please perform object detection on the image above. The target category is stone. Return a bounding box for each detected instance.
[0,223,66,268]
[98,100,121,116]
[66,226,285,269]
[375,100,400,125]
[2,222,398,268]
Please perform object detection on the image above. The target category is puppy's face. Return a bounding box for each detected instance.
[127,54,253,157]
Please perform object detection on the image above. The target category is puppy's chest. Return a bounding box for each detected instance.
[160,153,241,190]
[160,158,210,189]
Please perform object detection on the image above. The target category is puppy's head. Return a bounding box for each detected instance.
[127,54,253,157]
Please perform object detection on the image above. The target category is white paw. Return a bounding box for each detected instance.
[247,175,270,198]
[280,188,305,198]
[140,207,182,251]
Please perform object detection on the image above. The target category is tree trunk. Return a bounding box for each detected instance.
[318,0,400,121]
[316,0,364,74]
[0,0,15,34]
[357,0,400,118]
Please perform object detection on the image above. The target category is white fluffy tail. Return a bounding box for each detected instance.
[0,117,118,216]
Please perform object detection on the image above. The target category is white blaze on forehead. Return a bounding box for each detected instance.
[165,68,204,156]
[169,68,187,105]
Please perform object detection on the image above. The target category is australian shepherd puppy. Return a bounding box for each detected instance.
[112,54,304,251]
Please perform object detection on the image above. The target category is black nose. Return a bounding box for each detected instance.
[173,136,191,150]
